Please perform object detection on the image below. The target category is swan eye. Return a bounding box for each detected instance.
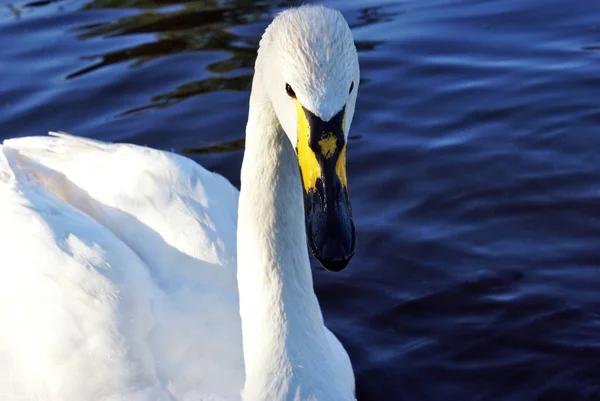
[285,83,296,99]
[349,81,354,94]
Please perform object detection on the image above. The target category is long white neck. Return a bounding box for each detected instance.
[237,59,334,400]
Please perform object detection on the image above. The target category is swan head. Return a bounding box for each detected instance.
[259,5,359,272]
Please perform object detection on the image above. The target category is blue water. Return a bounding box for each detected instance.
[2,0,600,399]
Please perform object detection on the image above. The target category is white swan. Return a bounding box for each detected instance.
[0,5,359,401]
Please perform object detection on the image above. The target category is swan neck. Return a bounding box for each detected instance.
[237,61,328,399]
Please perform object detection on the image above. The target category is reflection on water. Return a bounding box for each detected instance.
[65,0,390,122]
[69,0,272,107]
[121,74,252,115]
[181,136,244,155]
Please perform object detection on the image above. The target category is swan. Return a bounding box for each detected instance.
[0,5,359,401]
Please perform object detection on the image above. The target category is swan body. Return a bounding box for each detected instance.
[0,5,359,401]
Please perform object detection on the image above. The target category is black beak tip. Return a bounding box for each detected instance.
[311,238,355,272]
[316,255,353,272]
[306,204,356,272]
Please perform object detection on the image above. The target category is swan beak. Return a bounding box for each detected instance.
[295,102,356,272]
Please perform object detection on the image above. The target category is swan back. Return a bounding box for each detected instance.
[0,134,244,400]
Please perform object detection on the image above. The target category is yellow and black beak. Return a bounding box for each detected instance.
[295,100,356,272]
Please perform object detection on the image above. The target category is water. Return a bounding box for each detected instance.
[2,0,600,399]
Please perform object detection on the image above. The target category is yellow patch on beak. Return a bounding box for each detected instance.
[318,134,337,159]
[336,112,348,187]
[295,100,321,192]
[336,145,347,187]
[295,99,348,192]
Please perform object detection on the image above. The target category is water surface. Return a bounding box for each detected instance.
[1,0,600,399]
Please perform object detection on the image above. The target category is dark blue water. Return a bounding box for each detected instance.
[2,0,600,399]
